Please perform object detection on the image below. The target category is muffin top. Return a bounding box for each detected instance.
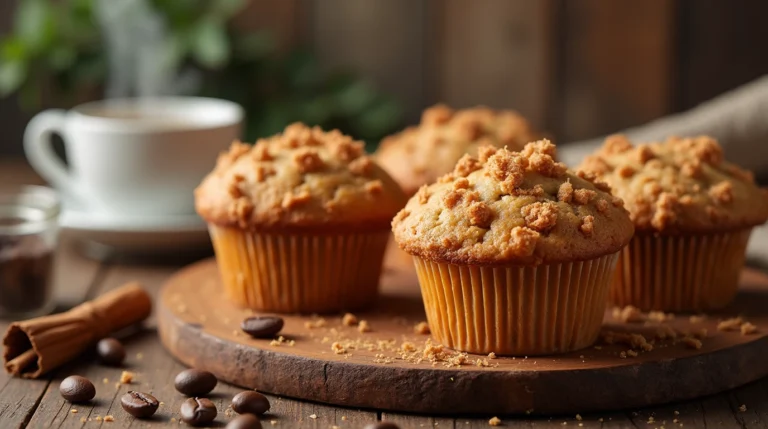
[578,135,768,233]
[195,123,407,231]
[375,105,539,196]
[391,140,634,265]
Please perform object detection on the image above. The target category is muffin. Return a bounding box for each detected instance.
[376,104,539,196]
[392,140,634,355]
[195,123,407,313]
[579,135,768,312]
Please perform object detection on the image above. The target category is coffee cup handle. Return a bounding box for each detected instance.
[24,109,87,204]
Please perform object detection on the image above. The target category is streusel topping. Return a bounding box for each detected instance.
[195,123,406,230]
[375,105,539,196]
[391,140,634,265]
[578,135,768,233]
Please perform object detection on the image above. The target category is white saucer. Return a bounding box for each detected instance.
[60,202,211,254]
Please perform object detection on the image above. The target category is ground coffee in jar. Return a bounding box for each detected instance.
[0,186,60,318]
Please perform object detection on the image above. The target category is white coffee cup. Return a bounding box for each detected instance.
[24,97,243,216]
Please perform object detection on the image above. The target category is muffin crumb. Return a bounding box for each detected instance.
[613,305,646,323]
[739,404,747,412]
[682,337,703,349]
[119,371,134,384]
[358,320,372,333]
[342,313,358,326]
[488,352,497,359]
[717,317,744,332]
[740,322,758,335]
[489,416,502,426]
[689,315,706,324]
[414,321,431,334]
[331,342,346,354]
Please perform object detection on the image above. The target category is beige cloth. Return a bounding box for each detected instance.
[558,75,768,263]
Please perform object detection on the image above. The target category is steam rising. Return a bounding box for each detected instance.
[96,0,199,98]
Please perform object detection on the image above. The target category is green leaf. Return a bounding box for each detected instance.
[333,79,378,116]
[284,50,320,90]
[15,0,56,54]
[0,38,27,62]
[210,0,246,19]
[190,18,230,69]
[48,46,76,71]
[0,60,27,96]
[353,97,403,142]
[234,33,274,61]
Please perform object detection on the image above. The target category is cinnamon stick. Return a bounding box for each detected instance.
[3,282,152,378]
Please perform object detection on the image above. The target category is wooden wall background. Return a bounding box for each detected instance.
[2,0,768,156]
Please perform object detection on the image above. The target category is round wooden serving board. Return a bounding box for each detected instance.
[157,253,768,415]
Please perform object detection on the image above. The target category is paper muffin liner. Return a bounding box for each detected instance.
[209,225,390,313]
[413,253,619,355]
[611,229,753,312]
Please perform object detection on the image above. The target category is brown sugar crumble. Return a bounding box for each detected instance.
[341,313,358,326]
[741,322,758,335]
[305,317,327,329]
[414,321,431,335]
[717,317,744,332]
[119,371,134,384]
[331,342,346,354]
[357,320,372,333]
[682,337,702,350]
[689,315,706,324]
[489,416,502,426]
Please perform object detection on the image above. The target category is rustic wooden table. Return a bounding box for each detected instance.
[1,160,767,429]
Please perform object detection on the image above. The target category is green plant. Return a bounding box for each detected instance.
[0,0,403,147]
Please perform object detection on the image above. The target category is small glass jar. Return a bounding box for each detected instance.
[0,186,60,318]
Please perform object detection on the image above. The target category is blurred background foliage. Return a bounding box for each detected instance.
[0,0,404,148]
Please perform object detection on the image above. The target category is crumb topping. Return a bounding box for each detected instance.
[376,105,540,195]
[195,123,407,231]
[578,135,768,232]
[392,141,634,265]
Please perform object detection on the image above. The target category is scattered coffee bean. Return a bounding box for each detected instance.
[174,369,217,396]
[59,376,96,403]
[120,391,159,419]
[180,397,217,426]
[240,316,284,338]
[226,414,263,429]
[364,423,400,429]
[96,338,126,366]
[231,391,270,415]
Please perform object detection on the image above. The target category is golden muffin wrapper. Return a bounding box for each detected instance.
[611,229,753,312]
[413,252,619,356]
[209,225,390,313]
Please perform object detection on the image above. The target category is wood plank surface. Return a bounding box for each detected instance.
[428,0,555,130]
[3,162,768,428]
[556,0,677,141]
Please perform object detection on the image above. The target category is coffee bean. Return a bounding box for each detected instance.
[364,423,400,429]
[174,369,217,396]
[240,316,284,338]
[231,391,270,415]
[96,338,126,366]
[120,391,159,419]
[226,414,263,429]
[59,375,96,403]
[180,397,217,426]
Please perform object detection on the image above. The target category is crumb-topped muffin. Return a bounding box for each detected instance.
[376,104,539,196]
[196,123,407,313]
[580,135,768,311]
[392,140,634,355]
